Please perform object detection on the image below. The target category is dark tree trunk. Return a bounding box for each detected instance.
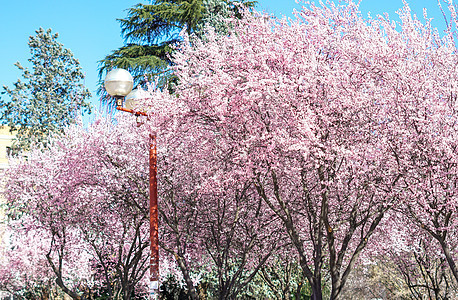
[310,281,323,300]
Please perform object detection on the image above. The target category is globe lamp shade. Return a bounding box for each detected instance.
[125,88,147,111]
[104,69,134,98]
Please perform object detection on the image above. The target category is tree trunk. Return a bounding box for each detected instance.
[46,253,82,300]
[175,254,199,300]
[310,280,323,300]
[438,238,458,284]
[55,277,81,300]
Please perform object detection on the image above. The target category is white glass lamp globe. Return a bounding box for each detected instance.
[104,69,134,97]
[125,88,147,111]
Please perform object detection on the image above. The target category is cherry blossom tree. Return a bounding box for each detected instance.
[0,217,58,299]
[3,108,278,299]
[138,1,458,298]
[374,1,458,288]
[368,213,458,299]
[3,116,151,299]
[148,5,395,300]
[6,1,458,299]
[147,88,284,299]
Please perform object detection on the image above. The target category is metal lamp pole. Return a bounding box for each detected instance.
[104,69,159,300]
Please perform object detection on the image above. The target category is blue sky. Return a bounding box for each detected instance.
[0,0,448,114]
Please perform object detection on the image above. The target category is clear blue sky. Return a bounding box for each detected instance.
[0,0,447,113]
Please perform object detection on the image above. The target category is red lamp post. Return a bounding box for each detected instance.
[104,69,159,300]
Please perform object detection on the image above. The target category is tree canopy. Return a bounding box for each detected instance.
[4,1,458,300]
[1,28,91,153]
[137,2,458,298]
[98,0,256,97]
[2,116,151,299]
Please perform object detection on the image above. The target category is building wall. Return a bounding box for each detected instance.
[0,126,14,252]
[0,126,14,170]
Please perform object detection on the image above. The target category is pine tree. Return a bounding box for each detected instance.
[98,0,256,91]
[1,28,92,153]
[196,0,233,36]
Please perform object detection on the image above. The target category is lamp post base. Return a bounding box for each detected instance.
[149,280,159,300]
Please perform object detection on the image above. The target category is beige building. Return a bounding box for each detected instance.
[0,126,14,170]
[0,126,15,252]
[0,128,14,299]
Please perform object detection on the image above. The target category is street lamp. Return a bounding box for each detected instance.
[104,69,159,300]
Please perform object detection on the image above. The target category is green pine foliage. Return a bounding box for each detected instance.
[195,0,232,38]
[102,43,173,81]
[99,0,204,87]
[99,0,257,98]
[1,28,92,153]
